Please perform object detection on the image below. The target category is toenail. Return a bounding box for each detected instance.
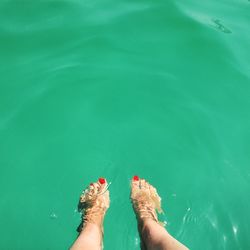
[98,178,106,184]
[133,175,139,181]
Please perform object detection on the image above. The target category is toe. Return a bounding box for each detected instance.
[131,176,140,198]
[98,177,108,192]
[80,181,100,202]
[131,175,140,189]
[140,179,150,190]
[98,177,106,185]
[89,182,99,196]
[140,179,146,186]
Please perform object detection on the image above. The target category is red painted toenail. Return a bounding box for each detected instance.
[90,183,94,186]
[133,175,139,181]
[98,178,106,184]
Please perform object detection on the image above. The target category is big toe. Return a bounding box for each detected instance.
[98,177,108,191]
[131,175,140,190]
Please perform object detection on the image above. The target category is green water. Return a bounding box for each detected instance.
[0,0,250,249]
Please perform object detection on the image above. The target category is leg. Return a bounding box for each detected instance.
[130,176,188,250]
[140,219,188,250]
[70,223,103,250]
[70,178,110,250]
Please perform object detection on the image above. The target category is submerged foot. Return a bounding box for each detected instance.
[130,176,163,226]
[77,178,110,232]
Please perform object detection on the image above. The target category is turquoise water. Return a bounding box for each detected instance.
[0,0,250,249]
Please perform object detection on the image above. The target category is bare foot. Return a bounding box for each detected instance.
[131,176,189,250]
[77,178,110,233]
[131,176,167,250]
[130,176,164,226]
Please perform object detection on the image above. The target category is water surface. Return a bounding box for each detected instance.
[0,0,250,249]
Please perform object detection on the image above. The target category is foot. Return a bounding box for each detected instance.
[130,176,163,226]
[77,178,110,232]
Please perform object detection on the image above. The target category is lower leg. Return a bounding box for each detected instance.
[70,223,103,250]
[140,219,188,250]
[130,176,188,250]
[70,178,109,250]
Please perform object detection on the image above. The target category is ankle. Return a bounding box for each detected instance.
[82,221,102,232]
[81,221,104,241]
[137,218,155,233]
[84,213,104,228]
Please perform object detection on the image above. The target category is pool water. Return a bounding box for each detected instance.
[0,0,250,249]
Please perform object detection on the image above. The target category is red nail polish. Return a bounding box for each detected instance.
[90,183,94,186]
[98,178,106,184]
[133,175,139,181]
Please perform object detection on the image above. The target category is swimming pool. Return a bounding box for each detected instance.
[0,0,249,249]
